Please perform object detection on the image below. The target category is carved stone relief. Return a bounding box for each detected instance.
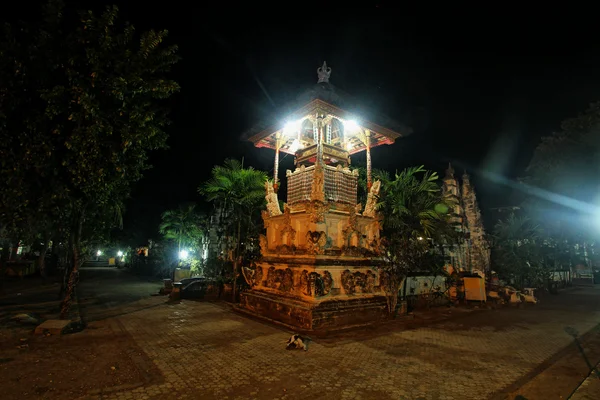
[264,267,294,292]
[300,269,333,297]
[341,269,377,295]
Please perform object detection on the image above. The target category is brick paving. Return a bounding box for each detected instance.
[81,286,600,400]
[571,363,600,400]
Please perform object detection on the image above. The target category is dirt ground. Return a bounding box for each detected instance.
[0,319,162,400]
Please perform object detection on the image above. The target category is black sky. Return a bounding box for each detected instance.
[5,2,600,242]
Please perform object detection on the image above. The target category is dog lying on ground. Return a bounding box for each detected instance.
[285,334,311,351]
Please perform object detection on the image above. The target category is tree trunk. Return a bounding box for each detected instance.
[38,233,50,280]
[0,240,9,293]
[384,277,403,317]
[232,218,242,303]
[60,210,84,319]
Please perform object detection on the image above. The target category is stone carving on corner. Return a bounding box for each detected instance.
[306,231,327,255]
[341,269,377,295]
[259,234,268,255]
[300,269,333,297]
[242,265,263,287]
[261,210,271,229]
[343,208,361,248]
[265,181,282,216]
[363,180,381,217]
[280,205,296,245]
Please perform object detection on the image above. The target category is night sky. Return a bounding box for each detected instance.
[5,2,600,242]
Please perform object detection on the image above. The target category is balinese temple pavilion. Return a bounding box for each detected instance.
[238,62,412,332]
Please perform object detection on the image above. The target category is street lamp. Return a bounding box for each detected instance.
[179,250,189,260]
[117,250,123,257]
[97,250,102,256]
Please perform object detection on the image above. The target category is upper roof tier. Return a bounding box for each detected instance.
[243,62,412,157]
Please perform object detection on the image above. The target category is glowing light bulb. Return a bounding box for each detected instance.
[283,120,301,136]
[289,139,300,153]
[344,119,360,134]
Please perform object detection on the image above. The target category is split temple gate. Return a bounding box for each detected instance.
[239,62,412,332]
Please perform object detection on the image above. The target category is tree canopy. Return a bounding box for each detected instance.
[0,0,179,314]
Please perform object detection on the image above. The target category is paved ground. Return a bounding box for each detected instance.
[78,264,163,322]
[72,267,600,400]
[4,267,600,399]
[571,362,600,399]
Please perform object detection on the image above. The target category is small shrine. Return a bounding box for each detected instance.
[238,62,411,332]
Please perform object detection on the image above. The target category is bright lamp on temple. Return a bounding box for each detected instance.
[344,119,360,134]
[283,120,300,136]
[289,138,301,153]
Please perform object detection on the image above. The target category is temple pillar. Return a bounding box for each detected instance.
[366,129,372,192]
[273,132,283,190]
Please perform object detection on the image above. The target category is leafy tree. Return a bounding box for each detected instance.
[199,159,267,301]
[159,203,205,254]
[491,214,551,289]
[523,101,600,243]
[376,166,452,315]
[0,1,179,317]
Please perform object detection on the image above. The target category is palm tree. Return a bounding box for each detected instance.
[376,165,452,314]
[159,203,204,254]
[199,159,267,301]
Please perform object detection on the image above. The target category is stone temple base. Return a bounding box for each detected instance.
[238,290,389,333]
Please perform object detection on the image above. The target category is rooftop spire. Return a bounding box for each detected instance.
[317,61,331,83]
[445,163,455,178]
